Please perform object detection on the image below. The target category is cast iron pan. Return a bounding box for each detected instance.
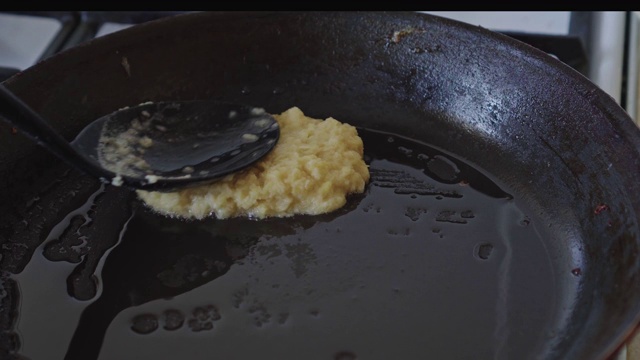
[1,11,640,360]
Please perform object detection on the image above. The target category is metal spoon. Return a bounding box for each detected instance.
[0,85,279,191]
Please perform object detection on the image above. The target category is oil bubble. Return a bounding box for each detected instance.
[163,309,185,331]
[277,312,289,324]
[188,305,221,332]
[334,351,357,360]
[131,314,159,334]
[398,146,413,156]
[427,155,460,181]
[475,243,494,260]
[404,207,426,221]
[460,210,475,219]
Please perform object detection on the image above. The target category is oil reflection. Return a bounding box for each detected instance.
[64,194,363,360]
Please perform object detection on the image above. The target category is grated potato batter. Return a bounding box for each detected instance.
[137,107,370,219]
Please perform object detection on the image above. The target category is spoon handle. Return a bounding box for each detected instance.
[0,85,112,182]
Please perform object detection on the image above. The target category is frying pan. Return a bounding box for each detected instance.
[1,11,639,360]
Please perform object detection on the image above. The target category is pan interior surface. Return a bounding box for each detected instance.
[12,127,567,360]
[2,11,640,360]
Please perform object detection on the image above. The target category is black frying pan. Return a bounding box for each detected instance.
[1,11,640,360]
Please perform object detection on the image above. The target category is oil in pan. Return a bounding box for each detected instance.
[8,127,566,360]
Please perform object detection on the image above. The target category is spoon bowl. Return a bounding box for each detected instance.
[0,85,280,191]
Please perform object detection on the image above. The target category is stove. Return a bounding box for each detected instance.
[0,11,184,76]
[0,11,636,360]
